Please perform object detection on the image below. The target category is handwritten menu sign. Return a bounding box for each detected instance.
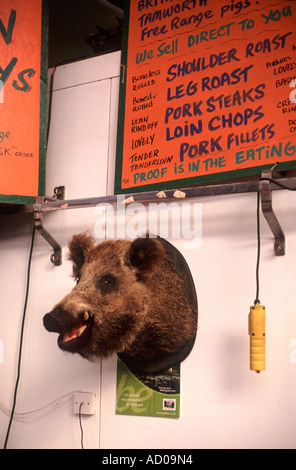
[115,0,296,193]
[0,0,47,204]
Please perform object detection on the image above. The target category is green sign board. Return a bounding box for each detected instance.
[115,0,296,194]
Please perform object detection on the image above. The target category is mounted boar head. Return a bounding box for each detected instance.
[43,233,197,373]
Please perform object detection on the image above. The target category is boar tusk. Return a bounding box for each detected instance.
[83,311,89,321]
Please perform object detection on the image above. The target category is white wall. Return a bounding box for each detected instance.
[0,52,120,449]
[1,51,296,449]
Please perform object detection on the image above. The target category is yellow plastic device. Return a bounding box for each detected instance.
[248,302,265,373]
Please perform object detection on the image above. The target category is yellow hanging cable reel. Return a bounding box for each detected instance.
[248,301,265,373]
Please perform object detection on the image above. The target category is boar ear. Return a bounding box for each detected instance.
[68,233,95,278]
[127,237,165,275]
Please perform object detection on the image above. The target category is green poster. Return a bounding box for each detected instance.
[116,358,180,418]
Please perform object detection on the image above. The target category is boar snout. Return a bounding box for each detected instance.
[43,307,67,333]
[43,234,198,372]
[43,306,92,353]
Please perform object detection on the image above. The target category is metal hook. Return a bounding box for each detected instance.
[32,187,65,266]
[260,169,285,256]
[33,205,62,265]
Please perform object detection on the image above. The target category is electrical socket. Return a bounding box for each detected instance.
[74,392,96,415]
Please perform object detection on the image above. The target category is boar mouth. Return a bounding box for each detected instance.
[58,311,92,352]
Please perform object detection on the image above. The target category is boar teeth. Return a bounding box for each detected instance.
[62,324,87,343]
[76,324,87,337]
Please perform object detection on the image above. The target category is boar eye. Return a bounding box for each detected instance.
[97,274,117,294]
[75,276,80,285]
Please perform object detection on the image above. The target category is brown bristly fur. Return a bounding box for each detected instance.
[44,234,197,373]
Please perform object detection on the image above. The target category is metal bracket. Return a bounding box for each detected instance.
[45,185,66,202]
[32,178,289,263]
[33,187,65,265]
[260,170,285,256]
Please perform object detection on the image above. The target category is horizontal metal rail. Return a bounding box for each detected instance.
[3,172,295,264]
[26,175,296,213]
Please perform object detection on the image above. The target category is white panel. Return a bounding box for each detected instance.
[0,210,104,449]
[46,79,110,199]
[107,76,120,196]
[48,52,121,91]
